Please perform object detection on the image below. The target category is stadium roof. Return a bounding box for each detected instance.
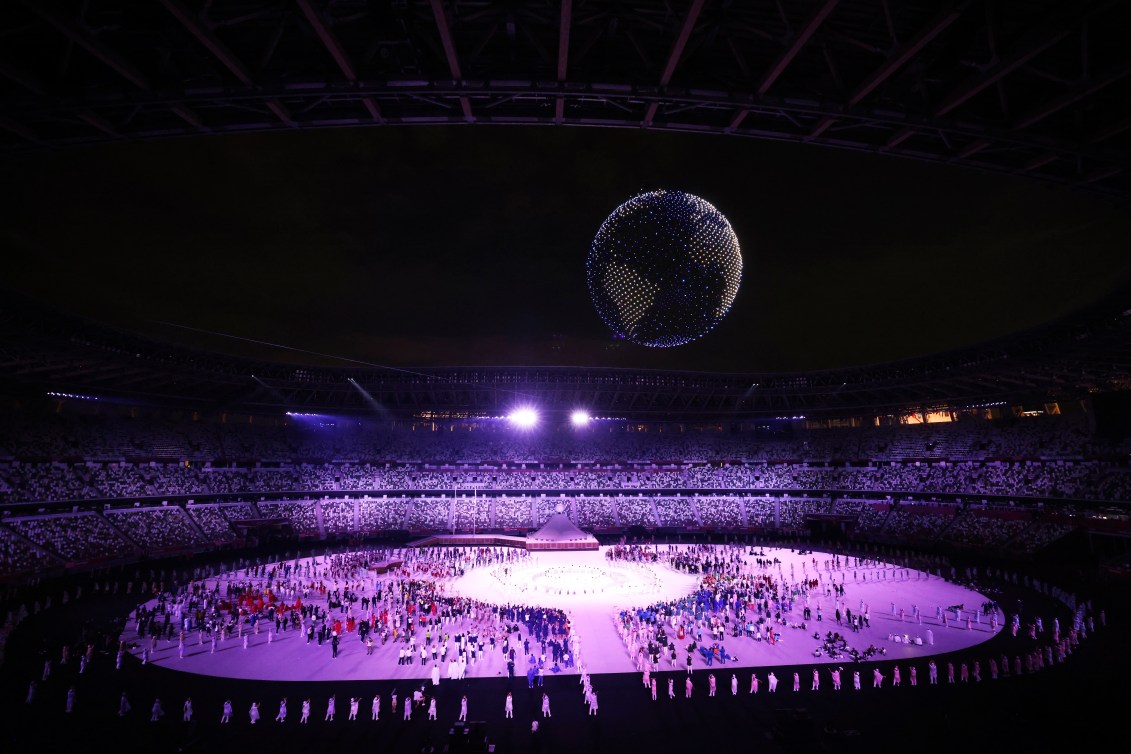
[1,287,1128,420]
[5,1,1131,396]
[1,0,1130,196]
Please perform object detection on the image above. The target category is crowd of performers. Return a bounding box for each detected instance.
[629,600,1103,702]
[119,545,590,690]
[615,543,1004,677]
[122,542,1016,679]
[93,543,610,726]
[13,542,1108,730]
[94,599,1101,726]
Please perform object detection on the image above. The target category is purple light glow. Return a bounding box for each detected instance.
[507,407,539,429]
[570,410,591,427]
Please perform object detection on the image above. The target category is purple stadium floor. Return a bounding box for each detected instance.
[126,546,996,683]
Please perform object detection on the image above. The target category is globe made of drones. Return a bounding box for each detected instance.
[587,190,742,348]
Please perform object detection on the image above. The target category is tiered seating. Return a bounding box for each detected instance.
[616,495,658,527]
[357,499,407,531]
[451,496,491,531]
[493,497,532,529]
[321,499,355,534]
[406,497,450,530]
[653,496,698,527]
[256,501,318,535]
[185,505,239,542]
[0,525,60,574]
[8,513,134,562]
[696,496,744,528]
[104,507,208,550]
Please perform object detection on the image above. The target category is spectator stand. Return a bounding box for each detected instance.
[0,522,62,578]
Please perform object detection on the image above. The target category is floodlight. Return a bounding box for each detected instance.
[508,407,539,428]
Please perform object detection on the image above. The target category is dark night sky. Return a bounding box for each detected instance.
[5,125,1131,373]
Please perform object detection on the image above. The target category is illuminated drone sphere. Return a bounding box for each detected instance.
[587,190,742,348]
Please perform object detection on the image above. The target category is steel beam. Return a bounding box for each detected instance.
[77,110,120,137]
[1022,152,1058,171]
[847,5,964,106]
[23,0,150,90]
[643,101,659,127]
[161,0,292,126]
[808,116,834,137]
[1082,166,1122,184]
[757,0,840,96]
[429,0,472,121]
[22,1,204,129]
[295,0,382,121]
[659,0,707,87]
[0,115,39,143]
[1014,63,1131,129]
[955,139,990,158]
[0,80,1127,199]
[555,0,572,122]
[170,105,203,130]
[430,0,463,79]
[1089,114,1131,143]
[933,7,1093,117]
[884,129,914,148]
[296,0,356,80]
[161,0,253,84]
[557,0,572,81]
[0,62,47,96]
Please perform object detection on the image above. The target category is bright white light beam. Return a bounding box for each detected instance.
[508,407,539,428]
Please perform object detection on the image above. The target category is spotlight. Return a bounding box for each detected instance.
[570,410,591,427]
[507,407,539,428]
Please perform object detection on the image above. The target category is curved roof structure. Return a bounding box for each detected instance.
[2,286,1129,420]
[2,0,1130,196]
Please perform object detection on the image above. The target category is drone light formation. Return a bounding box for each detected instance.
[586,190,742,348]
